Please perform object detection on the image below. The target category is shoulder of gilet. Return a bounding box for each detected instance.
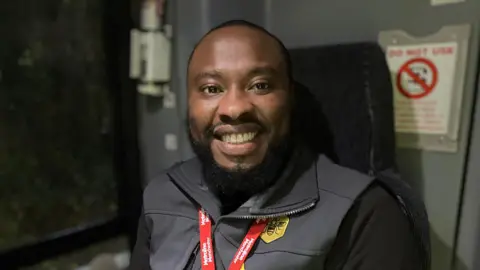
[142,157,200,211]
[314,154,376,201]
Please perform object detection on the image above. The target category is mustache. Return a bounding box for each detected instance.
[186,114,267,145]
[205,120,265,139]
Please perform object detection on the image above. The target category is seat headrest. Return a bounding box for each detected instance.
[290,42,396,174]
[290,43,431,269]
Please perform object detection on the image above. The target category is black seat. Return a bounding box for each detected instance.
[289,42,431,270]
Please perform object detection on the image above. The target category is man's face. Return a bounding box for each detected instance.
[187,26,291,172]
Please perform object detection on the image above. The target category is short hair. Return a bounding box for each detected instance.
[187,20,293,82]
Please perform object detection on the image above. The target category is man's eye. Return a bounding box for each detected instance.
[202,85,221,94]
[252,82,270,90]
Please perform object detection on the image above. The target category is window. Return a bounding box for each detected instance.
[0,0,140,268]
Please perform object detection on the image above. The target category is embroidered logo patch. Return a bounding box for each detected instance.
[260,216,290,243]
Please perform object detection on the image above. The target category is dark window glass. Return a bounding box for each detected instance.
[0,0,117,251]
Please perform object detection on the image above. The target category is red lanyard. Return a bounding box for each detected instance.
[198,209,268,270]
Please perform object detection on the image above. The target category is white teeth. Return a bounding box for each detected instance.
[221,132,257,144]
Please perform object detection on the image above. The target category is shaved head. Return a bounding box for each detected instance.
[188,20,292,82]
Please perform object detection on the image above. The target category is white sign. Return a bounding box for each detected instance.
[386,42,458,135]
[431,0,465,6]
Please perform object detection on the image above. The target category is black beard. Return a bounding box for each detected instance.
[187,122,293,212]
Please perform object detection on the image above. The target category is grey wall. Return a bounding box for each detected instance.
[138,0,480,269]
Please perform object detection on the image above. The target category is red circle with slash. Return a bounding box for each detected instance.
[396,58,438,99]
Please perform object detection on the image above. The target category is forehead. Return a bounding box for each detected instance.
[188,26,285,76]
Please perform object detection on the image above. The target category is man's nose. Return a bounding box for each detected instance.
[217,88,254,121]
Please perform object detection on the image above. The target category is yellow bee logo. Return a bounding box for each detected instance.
[260,216,290,243]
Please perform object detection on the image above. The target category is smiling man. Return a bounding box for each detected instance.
[129,20,421,270]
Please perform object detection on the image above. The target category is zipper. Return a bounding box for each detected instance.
[185,243,199,270]
[213,201,317,233]
[230,201,317,220]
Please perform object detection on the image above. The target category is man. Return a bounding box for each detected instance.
[129,20,420,270]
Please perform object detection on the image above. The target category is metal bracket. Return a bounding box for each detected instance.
[129,1,172,97]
